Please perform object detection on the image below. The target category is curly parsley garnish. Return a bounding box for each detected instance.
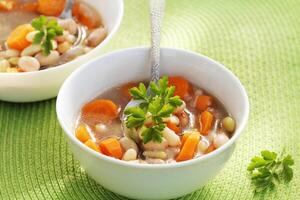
[124,76,183,144]
[31,16,63,55]
[247,150,294,193]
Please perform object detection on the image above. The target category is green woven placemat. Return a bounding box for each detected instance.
[0,0,299,199]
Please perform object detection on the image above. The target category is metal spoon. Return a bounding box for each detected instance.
[59,0,87,47]
[122,0,165,116]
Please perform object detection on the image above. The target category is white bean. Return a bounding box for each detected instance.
[0,59,10,72]
[119,137,138,152]
[222,116,236,132]
[35,51,59,66]
[58,19,78,35]
[163,115,180,125]
[87,27,107,47]
[0,49,20,58]
[198,139,210,153]
[66,34,76,43]
[8,57,19,66]
[122,148,137,161]
[162,127,181,147]
[213,134,229,149]
[143,138,168,151]
[57,42,71,54]
[18,56,40,72]
[143,151,167,160]
[124,126,140,143]
[26,31,39,42]
[21,44,41,56]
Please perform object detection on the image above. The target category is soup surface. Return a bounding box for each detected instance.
[75,76,236,164]
[0,0,107,73]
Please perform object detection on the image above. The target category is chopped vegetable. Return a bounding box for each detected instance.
[199,111,214,135]
[176,132,200,162]
[204,144,215,154]
[72,2,100,29]
[221,116,236,132]
[121,82,138,100]
[99,138,123,159]
[166,121,180,134]
[6,24,34,51]
[196,95,213,111]
[37,0,66,16]
[75,124,91,143]
[31,16,63,55]
[0,0,17,11]
[84,139,100,152]
[19,2,38,12]
[124,76,183,144]
[248,150,294,193]
[168,76,192,99]
[82,99,119,125]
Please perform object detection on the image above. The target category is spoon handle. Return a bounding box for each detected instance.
[150,0,165,83]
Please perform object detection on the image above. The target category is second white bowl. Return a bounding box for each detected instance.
[57,47,249,200]
[0,0,123,102]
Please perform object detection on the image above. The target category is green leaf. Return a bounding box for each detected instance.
[148,96,162,115]
[157,103,175,118]
[247,150,294,193]
[124,107,145,118]
[33,31,44,44]
[169,96,183,107]
[126,116,145,128]
[129,83,147,101]
[261,150,277,160]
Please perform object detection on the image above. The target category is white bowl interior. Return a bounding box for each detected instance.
[58,47,248,136]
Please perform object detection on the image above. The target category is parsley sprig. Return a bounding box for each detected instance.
[247,150,294,193]
[124,76,183,144]
[31,16,63,55]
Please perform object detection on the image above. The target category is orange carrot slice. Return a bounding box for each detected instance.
[99,138,123,159]
[81,99,119,126]
[205,144,215,154]
[72,2,100,29]
[19,2,38,12]
[121,82,138,100]
[196,95,213,111]
[176,132,200,162]
[84,139,100,152]
[37,0,66,16]
[75,124,91,143]
[7,24,34,51]
[166,121,180,134]
[168,76,192,99]
[199,111,214,136]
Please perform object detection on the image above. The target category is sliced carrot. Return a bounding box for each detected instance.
[205,144,215,154]
[37,0,66,16]
[19,2,38,12]
[81,99,119,126]
[121,82,138,100]
[181,132,191,145]
[99,138,123,159]
[75,124,91,143]
[6,24,34,51]
[72,2,100,29]
[168,76,192,99]
[196,95,213,111]
[176,132,200,162]
[166,121,180,134]
[199,111,214,136]
[84,139,100,152]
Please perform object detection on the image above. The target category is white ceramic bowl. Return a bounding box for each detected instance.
[0,0,123,102]
[56,47,249,200]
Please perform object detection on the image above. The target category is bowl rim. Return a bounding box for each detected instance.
[0,0,124,77]
[56,46,250,169]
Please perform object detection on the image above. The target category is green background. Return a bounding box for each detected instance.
[0,0,299,199]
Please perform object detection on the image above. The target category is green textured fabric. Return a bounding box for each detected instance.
[0,0,299,199]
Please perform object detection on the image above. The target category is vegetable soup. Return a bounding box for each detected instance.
[0,0,107,72]
[75,76,236,164]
